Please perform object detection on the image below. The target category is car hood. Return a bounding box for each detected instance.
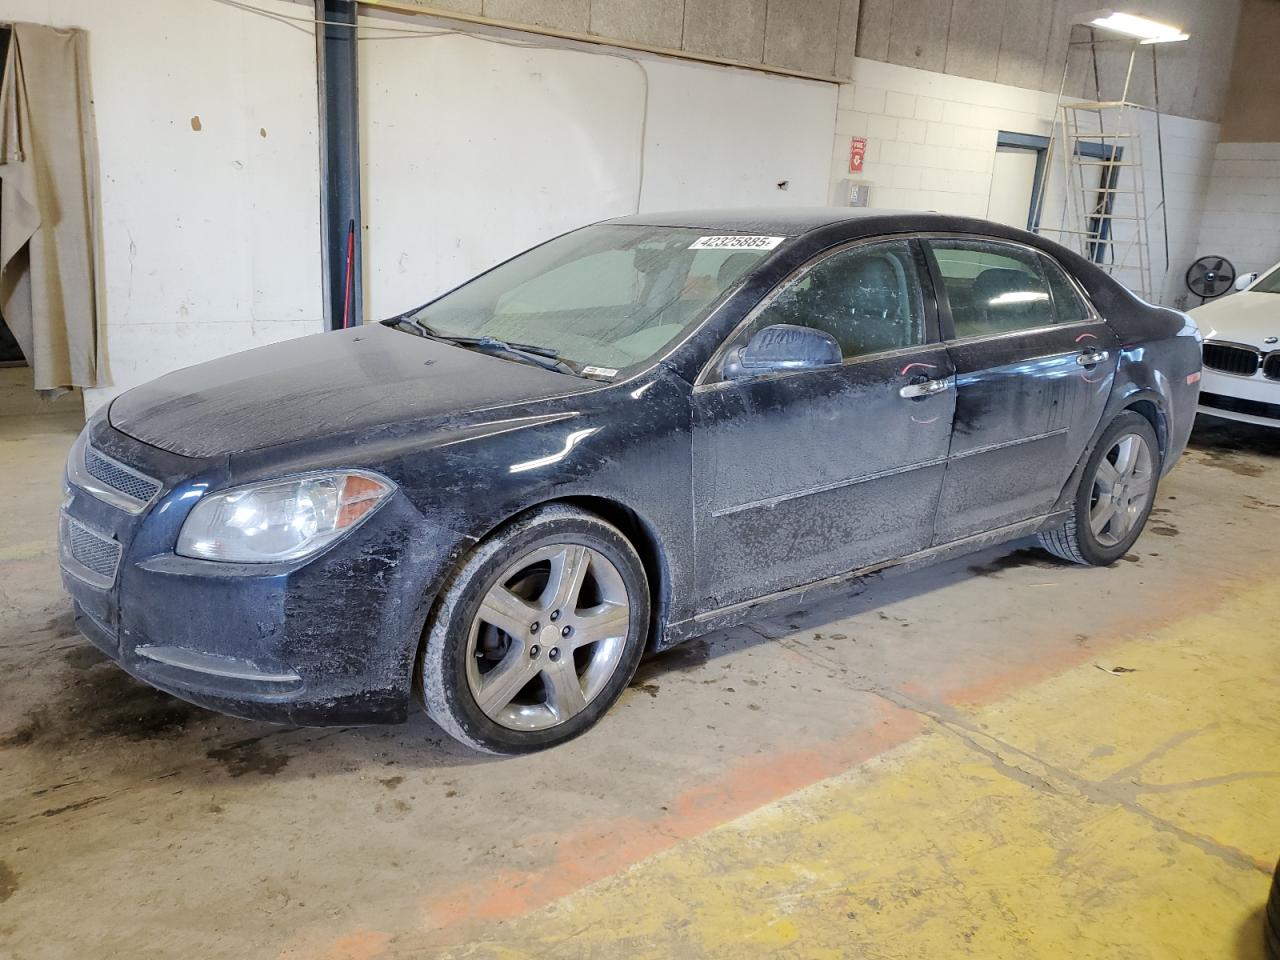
[109,324,597,457]
[1189,291,1280,349]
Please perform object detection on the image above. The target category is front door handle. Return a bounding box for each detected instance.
[1076,348,1110,367]
[899,377,951,399]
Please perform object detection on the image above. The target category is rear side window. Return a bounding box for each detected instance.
[749,239,926,359]
[1040,254,1091,323]
[930,240,1055,338]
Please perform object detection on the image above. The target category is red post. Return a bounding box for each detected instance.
[342,219,355,329]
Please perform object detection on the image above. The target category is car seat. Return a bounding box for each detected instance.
[971,267,1051,334]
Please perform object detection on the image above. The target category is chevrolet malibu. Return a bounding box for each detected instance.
[59,209,1202,753]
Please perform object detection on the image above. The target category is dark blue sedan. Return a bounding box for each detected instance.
[59,208,1202,753]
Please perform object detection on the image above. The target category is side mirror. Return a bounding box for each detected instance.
[723,323,842,380]
[1235,273,1258,292]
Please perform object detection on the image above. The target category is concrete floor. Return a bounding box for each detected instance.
[1,412,1277,960]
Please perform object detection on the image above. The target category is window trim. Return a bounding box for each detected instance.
[1249,263,1280,294]
[694,235,941,387]
[920,234,1101,345]
[1038,252,1093,327]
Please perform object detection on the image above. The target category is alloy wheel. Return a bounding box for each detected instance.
[1089,432,1155,548]
[464,543,631,731]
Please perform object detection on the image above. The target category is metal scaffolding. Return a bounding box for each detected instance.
[1035,27,1171,302]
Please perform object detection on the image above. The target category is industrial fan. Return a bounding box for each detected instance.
[1185,255,1236,303]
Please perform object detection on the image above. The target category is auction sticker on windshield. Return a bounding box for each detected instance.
[688,235,785,250]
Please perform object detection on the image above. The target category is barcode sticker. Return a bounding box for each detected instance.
[688,235,785,251]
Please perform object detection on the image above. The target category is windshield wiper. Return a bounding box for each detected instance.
[429,332,560,358]
[410,322,577,375]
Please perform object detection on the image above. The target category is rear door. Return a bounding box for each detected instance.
[925,237,1119,543]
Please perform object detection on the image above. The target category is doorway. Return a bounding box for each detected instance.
[988,145,1042,231]
[986,131,1050,232]
[985,130,1121,264]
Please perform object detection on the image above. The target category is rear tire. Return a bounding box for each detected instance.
[1038,411,1161,566]
[419,505,649,755]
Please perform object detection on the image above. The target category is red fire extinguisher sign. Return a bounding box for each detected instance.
[849,136,866,174]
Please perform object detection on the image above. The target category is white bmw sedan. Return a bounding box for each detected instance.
[1190,261,1280,428]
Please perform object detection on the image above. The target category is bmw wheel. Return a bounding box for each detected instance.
[419,505,649,754]
[1039,411,1162,566]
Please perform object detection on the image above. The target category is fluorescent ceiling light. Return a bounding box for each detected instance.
[1087,11,1189,43]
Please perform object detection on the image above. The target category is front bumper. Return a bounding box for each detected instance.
[1197,368,1280,427]
[59,417,457,726]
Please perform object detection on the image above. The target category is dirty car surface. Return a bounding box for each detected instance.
[59,208,1202,753]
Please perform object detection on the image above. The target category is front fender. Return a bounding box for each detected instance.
[390,371,696,633]
[224,368,697,669]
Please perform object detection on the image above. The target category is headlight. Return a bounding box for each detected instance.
[176,471,395,563]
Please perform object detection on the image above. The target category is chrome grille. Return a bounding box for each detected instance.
[1202,341,1260,377]
[84,446,161,504]
[1264,352,1280,381]
[62,516,122,583]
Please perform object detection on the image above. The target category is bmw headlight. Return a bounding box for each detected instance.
[176,471,395,563]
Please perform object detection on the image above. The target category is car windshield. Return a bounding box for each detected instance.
[402,224,781,373]
[1250,265,1280,294]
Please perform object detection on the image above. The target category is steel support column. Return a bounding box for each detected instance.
[315,0,363,329]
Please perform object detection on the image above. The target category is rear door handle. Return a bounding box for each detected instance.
[1076,349,1110,367]
[899,378,951,399]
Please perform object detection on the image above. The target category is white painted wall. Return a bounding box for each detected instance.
[359,31,645,320]
[827,57,1221,307]
[24,2,1239,422]
[3,1,834,415]
[359,21,837,318]
[0,0,323,415]
[637,60,837,212]
[1195,142,1280,279]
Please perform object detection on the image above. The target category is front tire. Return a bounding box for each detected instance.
[1039,411,1161,566]
[419,505,649,754]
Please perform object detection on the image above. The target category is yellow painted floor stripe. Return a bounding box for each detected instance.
[444,586,1280,959]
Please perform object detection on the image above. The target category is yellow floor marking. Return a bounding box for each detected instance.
[441,586,1280,959]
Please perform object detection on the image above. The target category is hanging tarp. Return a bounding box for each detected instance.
[0,23,104,394]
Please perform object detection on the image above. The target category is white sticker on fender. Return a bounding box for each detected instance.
[688,235,785,250]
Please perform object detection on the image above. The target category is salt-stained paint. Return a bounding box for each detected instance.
[61,210,1200,728]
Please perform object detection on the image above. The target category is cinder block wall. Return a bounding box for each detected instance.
[1196,145,1280,279]
[1194,0,1280,279]
[827,57,1221,306]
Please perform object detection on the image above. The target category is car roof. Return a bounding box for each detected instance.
[605,206,970,238]
[603,206,1154,332]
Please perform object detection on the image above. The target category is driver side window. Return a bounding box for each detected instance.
[746,240,926,359]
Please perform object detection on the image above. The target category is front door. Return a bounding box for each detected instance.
[691,238,956,611]
[926,237,1120,543]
